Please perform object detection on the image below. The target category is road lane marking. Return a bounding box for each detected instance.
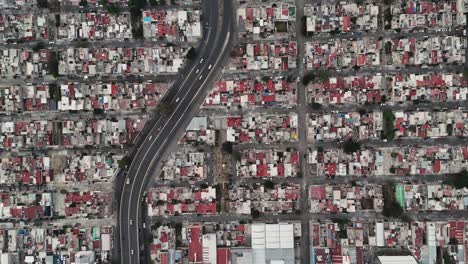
[122,7,222,262]
[120,24,215,264]
[130,30,232,264]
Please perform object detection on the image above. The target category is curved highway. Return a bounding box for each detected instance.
[118,0,233,263]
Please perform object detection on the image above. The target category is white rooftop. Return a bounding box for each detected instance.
[378,256,418,264]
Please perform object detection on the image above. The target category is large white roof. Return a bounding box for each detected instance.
[251,223,294,249]
[378,256,418,264]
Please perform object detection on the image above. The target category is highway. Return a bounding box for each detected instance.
[117,0,233,263]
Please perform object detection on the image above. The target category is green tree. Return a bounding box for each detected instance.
[382,183,403,218]
[302,71,316,86]
[310,102,322,110]
[384,41,392,53]
[79,0,87,7]
[93,108,105,115]
[118,157,128,169]
[264,180,275,190]
[32,42,46,52]
[48,83,61,101]
[221,142,233,154]
[343,139,361,154]
[132,27,144,39]
[47,52,59,77]
[382,110,396,140]
[318,71,330,83]
[463,69,468,79]
[444,170,468,189]
[106,3,120,14]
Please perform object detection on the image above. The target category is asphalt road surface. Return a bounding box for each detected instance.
[118,0,233,263]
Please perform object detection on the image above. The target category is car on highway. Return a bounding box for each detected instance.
[131,250,134,255]
[126,178,130,184]
[199,75,203,80]
[208,64,212,70]
[199,58,204,64]
[130,220,133,225]
[196,69,200,73]
[148,135,153,141]
[176,98,180,103]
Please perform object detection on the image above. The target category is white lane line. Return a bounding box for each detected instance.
[123,28,217,263]
[131,31,231,264]
[120,27,214,264]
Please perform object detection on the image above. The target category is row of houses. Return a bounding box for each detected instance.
[304,3,379,34]
[0,13,49,42]
[147,186,217,216]
[57,81,168,111]
[309,184,384,213]
[396,183,468,211]
[158,147,206,181]
[0,190,112,220]
[60,190,112,218]
[308,145,468,177]
[307,72,468,105]
[236,149,300,178]
[307,111,383,142]
[0,116,146,149]
[1,9,202,42]
[0,150,122,185]
[58,47,187,76]
[387,36,465,66]
[57,12,132,40]
[213,114,298,144]
[237,2,296,39]
[307,109,467,141]
[182,113,301,146]
[229,183,300,214]
[390,0,467,31]
[310,220,468,264]
[0,48,51,77]
[0,226,113,264]
[150,222,251,263]
[305,36,465,69]
[394,109,468,138]
[0,192,53,220]
[228,41,297,71]
[0,81,168,112]
[142,9,201,41]
[204,77,297,109]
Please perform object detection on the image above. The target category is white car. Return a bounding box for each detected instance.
[199,58,204,64]
[131,250,134,255]
[148,135,153,141]
[199,75,203,80]
[196,69,200,74]
[130,220,133,225]
[208,64,212,70]
[126,178,130,184]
